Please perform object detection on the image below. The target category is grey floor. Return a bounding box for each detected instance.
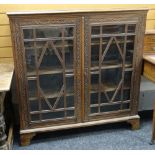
[13,113,155,150]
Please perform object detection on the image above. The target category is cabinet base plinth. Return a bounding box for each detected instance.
[127,117,140,130]
[19,115,140,146]
[20,133,36,146]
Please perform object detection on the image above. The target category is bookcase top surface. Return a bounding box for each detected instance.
[7,8,149,16]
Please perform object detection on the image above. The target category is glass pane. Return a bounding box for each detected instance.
[91,26,100,35]
[23,25,76,122]
[102,37,123,65]
[122,102,130,109]
[128,24,136,33]
[91,38,100,67]
[67,110,74,117]
[90,107,98,114]
[29,100,39,111]
[39,46,62,71]
[64,27,74,37]
[124,71,132,87]
[89,23,134,116]
[90,93,98,105]
[65,42,74,69]
[24,41,34,48]
[28,80,37,98]
[123,90,130,101]
[101,68,122,89]
[91,74,99,90]
[106,90,121,102]
[66,76,74,94]
[31,114,40,122]
[41,98,50,110]
[23,29,33,39]
[101,93,108,103]
[39,74,63,95]
[42,111,64,120]
[36,27,62,38]
[25,49,36,73]
[125,36,135,65]
[102,25,125,34]
[66,96,74,107]
[100,104,121,112]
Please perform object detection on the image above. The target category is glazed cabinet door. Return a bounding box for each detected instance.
[84,14,139,121]
[14,16,82,127]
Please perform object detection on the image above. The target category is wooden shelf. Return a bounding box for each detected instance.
[90,100,130,108]
[29,83,130,101]
[24,37,74,42]
[29,89,74,101]
[91,33,136,38]
[91,83,130,93]
[91,62,132,73]
[25,43,73,50]
[27,66,74,77]
[91,39,134,46]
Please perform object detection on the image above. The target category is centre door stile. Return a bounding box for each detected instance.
[81,16,85,123]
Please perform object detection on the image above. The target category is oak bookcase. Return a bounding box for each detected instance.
[8,8,148,146]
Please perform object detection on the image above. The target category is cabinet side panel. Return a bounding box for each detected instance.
[9,17,29,129]
[130,12,148,115]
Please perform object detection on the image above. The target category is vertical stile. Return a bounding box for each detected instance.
[73,24,78,121]
[81,16,85,121]
[120,25,128,110]
[98,26,103,113]
[33,28,42,122]
[62,27,67,118]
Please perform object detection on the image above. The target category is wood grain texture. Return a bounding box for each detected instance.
[20,115,140,134]
[127,117,140,130]
[143,59,155,83]
[143,54,155,65]
[20,133,36,146]
[8,9,147,145]
[144,33,155,54]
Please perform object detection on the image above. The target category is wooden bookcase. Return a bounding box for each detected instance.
[7,8,148,146]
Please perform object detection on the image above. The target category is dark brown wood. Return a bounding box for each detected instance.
[127,117,140,130]
[98,26,102,113]
[81,16,85,122]
[20,133,36,146]
[120,24,128,110]
[20,115,140,134]
[8,9,148,146]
